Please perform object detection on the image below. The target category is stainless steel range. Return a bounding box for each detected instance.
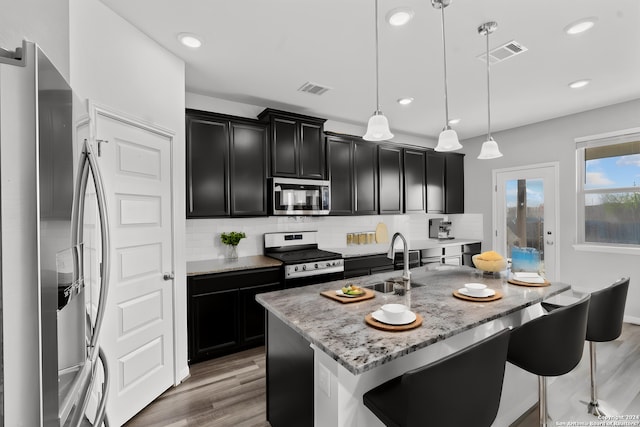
[264,231,344,287]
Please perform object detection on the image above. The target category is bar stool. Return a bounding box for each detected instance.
[363,328,511,427]
[507,294,590,427]
[584,277,630,416]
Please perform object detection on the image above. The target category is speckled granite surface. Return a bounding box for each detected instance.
[257,265,570,375]
[187,255,282,276]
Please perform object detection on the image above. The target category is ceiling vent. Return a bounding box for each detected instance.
[477,40,528,64]
[298,81,331,96]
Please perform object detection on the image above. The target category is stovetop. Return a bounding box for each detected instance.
[265,248,342,264]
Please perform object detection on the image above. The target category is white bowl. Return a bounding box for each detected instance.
[380,304,409,323]
[464,283,487,297]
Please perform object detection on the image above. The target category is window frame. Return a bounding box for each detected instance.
[575,127,640,254]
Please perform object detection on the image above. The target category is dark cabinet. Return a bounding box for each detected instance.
[344,254,394,279]
[426,151,445,213]
[426,151,464,214]
[186,109,267,218]
[378,145,403,214]
[326,135,354,215]
[354,139,378,215]
[188,267,282,363]
[326,134,378,215]
[403,149,426,213]
[445,152,464,214]
[258,108,326,179]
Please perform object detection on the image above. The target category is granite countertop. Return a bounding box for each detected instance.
[256,265,570,375]
[187,255,282,276]
[324,238,482,258]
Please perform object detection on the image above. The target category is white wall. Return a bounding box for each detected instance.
[69,0,189,397]
[0,0,69,80]
[461,98,640,322]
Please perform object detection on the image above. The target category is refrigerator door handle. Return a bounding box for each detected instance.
[84,139,111,357]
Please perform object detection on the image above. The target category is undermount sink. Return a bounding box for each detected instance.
[362,279,426,294]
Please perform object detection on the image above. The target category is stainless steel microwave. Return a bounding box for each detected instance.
[270,177,331,215]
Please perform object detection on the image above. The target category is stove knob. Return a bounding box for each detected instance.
[302,265,307,271]
[326,262,330,267]
[294,266,298,272]
[314,263,318,269]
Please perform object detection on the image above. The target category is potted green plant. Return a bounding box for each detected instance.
[220,231,246,260]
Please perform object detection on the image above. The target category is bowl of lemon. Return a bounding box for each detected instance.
[472,251,508,274]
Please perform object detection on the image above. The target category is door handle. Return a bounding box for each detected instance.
[163,273,175,281]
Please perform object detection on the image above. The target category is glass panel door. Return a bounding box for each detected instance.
[495,164,558,280]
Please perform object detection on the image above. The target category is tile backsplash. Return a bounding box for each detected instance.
[186,213,483,261]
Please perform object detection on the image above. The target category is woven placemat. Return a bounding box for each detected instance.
[452,289,503,302]
[508,278,551,287]
[365,313,423,331]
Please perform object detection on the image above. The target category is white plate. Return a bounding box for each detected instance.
[372,309,417,325]
[335,289,365,298]
[458,288,496,298]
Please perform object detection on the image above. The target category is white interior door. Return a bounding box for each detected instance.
[494,163,559,280]
[92,106,175,426]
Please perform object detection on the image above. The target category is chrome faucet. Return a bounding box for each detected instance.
[387,232,411,290]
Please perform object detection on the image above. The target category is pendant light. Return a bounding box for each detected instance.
[432,0,462,152]
[477,22,503,159]
[363,0,394,141]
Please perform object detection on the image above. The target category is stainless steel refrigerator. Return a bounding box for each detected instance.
[1,41,111,426]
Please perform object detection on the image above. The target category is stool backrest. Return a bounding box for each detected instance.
[402,328,511,427]
[587,277,630,342]
[508,294,590,377]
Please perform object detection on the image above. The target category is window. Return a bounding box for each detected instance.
[576,128,640,247]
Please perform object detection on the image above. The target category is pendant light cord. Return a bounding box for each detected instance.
[374,0,381,113]
[440,5,450,127]
[486,29,492,140]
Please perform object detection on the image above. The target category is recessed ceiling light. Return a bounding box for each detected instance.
[397,97,414,105]
[178,33,203,48]
[564,18,597,35]
[386,8,415,26]
[448,118,461,125]
[569,79,591,89]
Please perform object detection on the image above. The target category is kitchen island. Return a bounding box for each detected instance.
[256,265,571,427]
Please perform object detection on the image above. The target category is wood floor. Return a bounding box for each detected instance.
[125,323,640,427]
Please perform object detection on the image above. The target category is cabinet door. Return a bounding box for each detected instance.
[230,121,268,216]
[240,282,282,346]
[378,145,403,214]
[271,117,298,177]
[186,116,229,217]
[445,153,465,214]
[403,149,426,213]
[426,151,445,213]
[353,139,378,215]
[327,135,354,215]
[299,122,325,179]
[189,288,239,362]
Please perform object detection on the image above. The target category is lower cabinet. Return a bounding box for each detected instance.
[344,254,394,278]
[188,267,282,363]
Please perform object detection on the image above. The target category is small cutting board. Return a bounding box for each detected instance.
[375,222,389,243]
[320,288,375,304]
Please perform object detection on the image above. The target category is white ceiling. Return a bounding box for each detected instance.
[99,0,640,141]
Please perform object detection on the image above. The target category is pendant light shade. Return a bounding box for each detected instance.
[432,0,461,152]
[364,111,394,141]
[477,21,503,159]
[363,0,394,141]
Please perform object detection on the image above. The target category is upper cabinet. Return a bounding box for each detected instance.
[378,145,403,214]
[403,148,426,213]
[258,108,326,179]
[326,134,378,215]
[426,151,464,214]
[186,109,268,218]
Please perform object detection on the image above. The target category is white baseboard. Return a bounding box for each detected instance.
[624,315,640,325]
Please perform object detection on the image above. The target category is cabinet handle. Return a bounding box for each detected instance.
[163,273,175,281]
